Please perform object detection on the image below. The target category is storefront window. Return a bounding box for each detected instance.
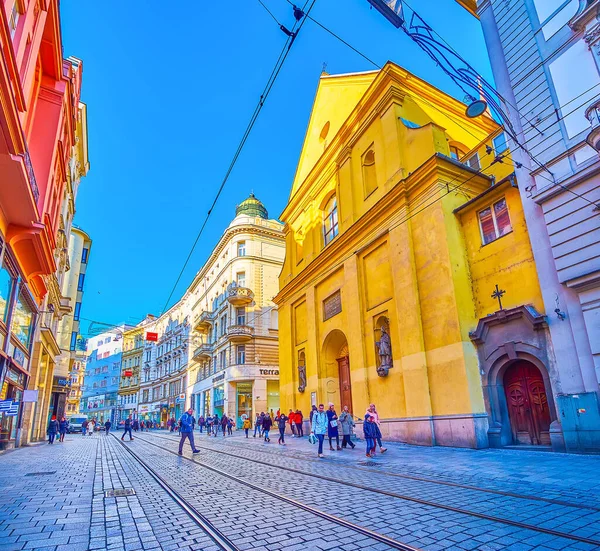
[267,380,280,417]
[236,382,253,427]
[0,260,13,323]
[11,292,33,349]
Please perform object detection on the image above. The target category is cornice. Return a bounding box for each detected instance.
[275,154,490,304]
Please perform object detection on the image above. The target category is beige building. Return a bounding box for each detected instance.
[188,195,285,424]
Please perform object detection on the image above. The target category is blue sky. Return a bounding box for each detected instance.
[60,0,492,335]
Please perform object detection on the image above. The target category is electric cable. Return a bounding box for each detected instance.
[160,0,317,317]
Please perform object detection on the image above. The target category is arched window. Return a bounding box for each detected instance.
[362,149,377,197]
[323,195,339,246]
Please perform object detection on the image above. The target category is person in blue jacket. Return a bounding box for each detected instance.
[363,414,378,457]
[179,408,200,455]
[310,404,329,458]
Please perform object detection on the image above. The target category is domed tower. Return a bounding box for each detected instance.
[235,193,268,219]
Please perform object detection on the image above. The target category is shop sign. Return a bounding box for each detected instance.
[54,376,69,387]
[0,400,18,416]
[139,405,149,413]
[146,332,158,342]
[176,394,185,404]
[124,370,133,377]
[259,369,279,375]
[213,373,225,383]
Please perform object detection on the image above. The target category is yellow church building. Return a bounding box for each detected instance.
[275,62,563,449]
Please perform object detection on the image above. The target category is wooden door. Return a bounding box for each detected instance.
[337,356,352,411]
[504,361,551,445]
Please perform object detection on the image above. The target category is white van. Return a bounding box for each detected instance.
[68,416,88,433]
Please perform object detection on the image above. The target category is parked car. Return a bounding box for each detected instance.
[68,416,88,433]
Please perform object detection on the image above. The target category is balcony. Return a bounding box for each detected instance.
[192,342,214,362]
[226,324,254,343]
[227,283,254,306]
[194,310,215,333]
[585,99,600,152]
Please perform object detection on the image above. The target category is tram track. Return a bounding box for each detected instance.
[112,434,422,551]
[152,431,600,512]
[112,435,241,551]
[136,432,600,548]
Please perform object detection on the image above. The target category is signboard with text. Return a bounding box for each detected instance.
[146,332,158,342]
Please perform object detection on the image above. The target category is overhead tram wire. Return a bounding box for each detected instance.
[160,0,317,316]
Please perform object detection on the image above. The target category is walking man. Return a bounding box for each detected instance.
[220,414,228,437]
[81,419,88,437]
[121,415,134,441]
[262,412,272,443]
[295,410,304,437]
[178,408,200,455]
[198,415,205,433]
[310,404,328,458]
[104,419,112,436]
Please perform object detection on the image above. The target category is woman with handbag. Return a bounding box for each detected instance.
[326,403,341,451]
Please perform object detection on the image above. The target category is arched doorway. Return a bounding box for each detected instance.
[503,361,551,445]
[321,330,351,411]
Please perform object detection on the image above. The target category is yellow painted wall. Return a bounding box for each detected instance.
[275,63,545,445]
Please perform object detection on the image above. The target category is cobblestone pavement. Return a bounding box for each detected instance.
[0,429,598,551]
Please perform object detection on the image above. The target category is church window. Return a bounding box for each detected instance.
[478,198,512,245]
[323,195,339,246]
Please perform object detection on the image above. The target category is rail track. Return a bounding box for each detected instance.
[172,432,600,512]
[112,434,423,551]
[137,431,600,548]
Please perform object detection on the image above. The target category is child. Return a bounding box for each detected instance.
[243,417,251,438]
[363,414,378,458]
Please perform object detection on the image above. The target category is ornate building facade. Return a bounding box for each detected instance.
[0,0,88,448]
[188,196,285,425]
[275,64,565,449]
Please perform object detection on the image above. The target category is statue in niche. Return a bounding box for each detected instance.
[376,324,393,377]
[298,363,307,393]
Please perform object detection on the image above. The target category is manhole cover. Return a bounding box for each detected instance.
[25,471,57,477]
[105,489,136,497]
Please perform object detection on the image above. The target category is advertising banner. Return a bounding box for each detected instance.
[87,395,105,410]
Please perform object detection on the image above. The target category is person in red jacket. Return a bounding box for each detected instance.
[295,409,304,437]
[288,409,296,437]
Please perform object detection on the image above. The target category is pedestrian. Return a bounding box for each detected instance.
[88,419,95,436]
[276,412,288,445]
[363,414,378,458]
[295,409,304,437]
[198,415,205,433]
[227,417,233,435]
[213,414,220,436]
[178,408,200,455]
[140,420,145,431]
[310,404,328,458]
[58,416,68,443]
[339,406,356,449]
[220,415,228,437]
[366,404,387,453]
[104,419,112,436]
[121,415,134,441]
[206,415,213,436]
[309,404,317,425]
[133,419,139,432]
[327,403,341,451]
[262,412,272,442]
[243,417,251,438]
[288,409,296,437]
[253,413,263,438]
[47,415,59,444]
[81,419,88,437]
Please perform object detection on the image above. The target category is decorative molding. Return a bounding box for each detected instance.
[469,305,548,345]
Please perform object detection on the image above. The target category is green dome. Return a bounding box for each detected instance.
[235,193,268,219]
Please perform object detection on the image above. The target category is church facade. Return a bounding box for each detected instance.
[275,63,568,450]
